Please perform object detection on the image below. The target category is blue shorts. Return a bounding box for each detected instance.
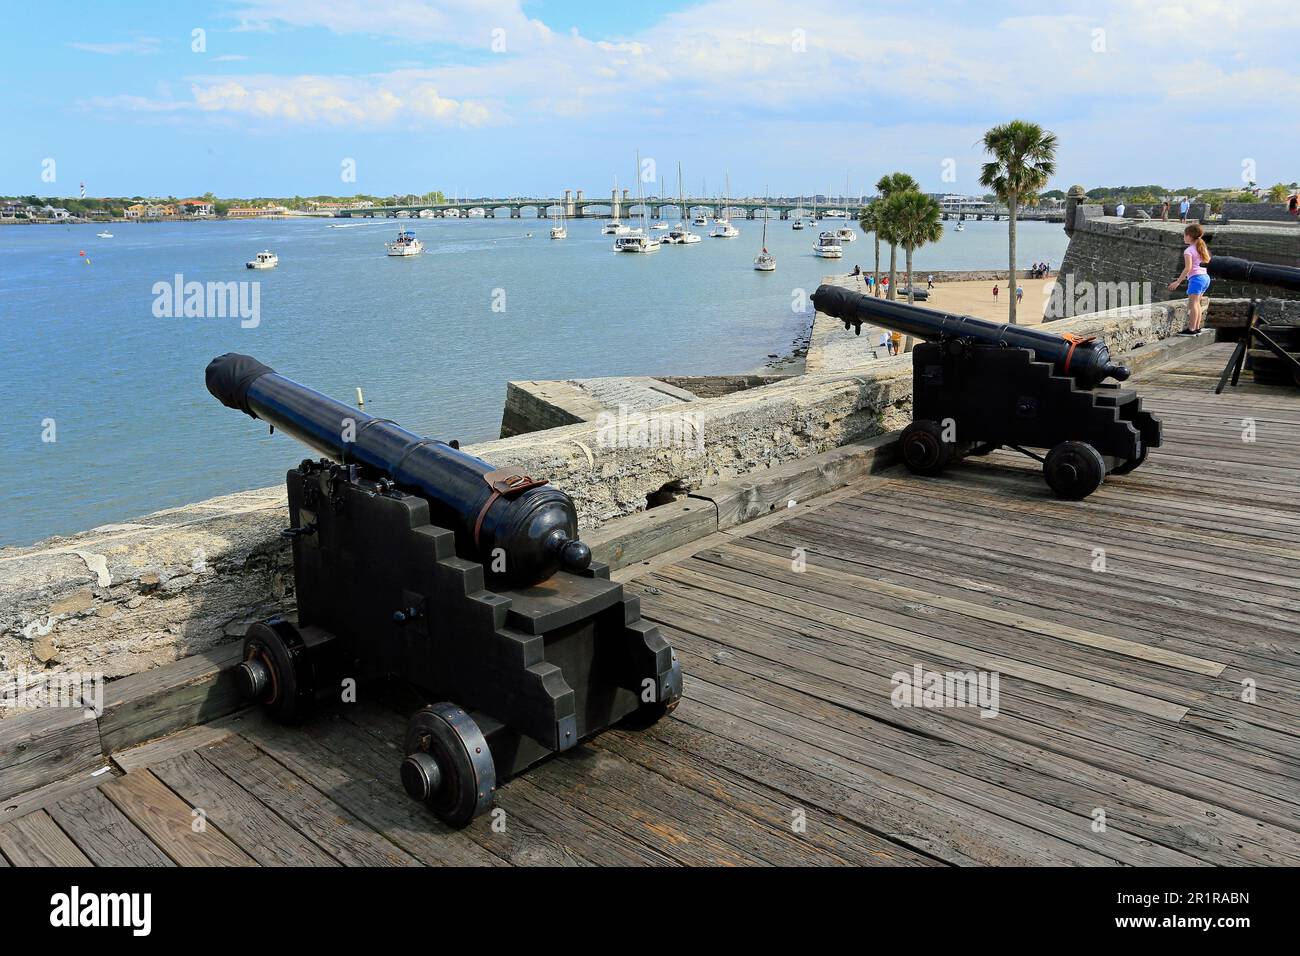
[1187,274,1210,296]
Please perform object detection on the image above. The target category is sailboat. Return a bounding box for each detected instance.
[666,162,701,245]
[614,151,661,253]
[549,199,567,240]
[792,195,805,230]
[651,177,669,230]
[710,173,740,238]
[754,187,776,271]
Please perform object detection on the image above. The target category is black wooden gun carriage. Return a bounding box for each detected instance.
[811,286,1162,499]
[206,355,681,826]
[1206,256,1300,392]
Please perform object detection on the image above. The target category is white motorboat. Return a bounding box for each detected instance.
[385,229,424,256]
[692,214,709,226]
[97,231,114,238]
[614,231,661,253]
[396,210,411,218]
[602,220,631,236]
[245,249,279,269]
[955,221,965,232]
[791,218,804,231]
[466,207,486,218]
[418,209,435,219]
[814,232,843,258]
[443,208,460,218]
[836,227,857,243]
[651,221,669,231]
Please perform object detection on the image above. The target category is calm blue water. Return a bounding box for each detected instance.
[0,215,1067,545]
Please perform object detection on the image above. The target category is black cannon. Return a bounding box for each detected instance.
[206,354,681,826]
[1205,256,1300,391]
[811,286,1162,499]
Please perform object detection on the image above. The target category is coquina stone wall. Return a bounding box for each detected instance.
[0,300,1194,694]
[1053,211,1300,319]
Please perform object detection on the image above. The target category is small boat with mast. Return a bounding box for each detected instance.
[549,197,567,240]
[754,187,776,272]
[666,162,701,245]
[614,151,661,253]
[710,174,740,238]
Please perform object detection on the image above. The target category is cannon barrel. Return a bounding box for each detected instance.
[1206,255,1300,293]
[205,353,591,586]
[811,284,1131,388]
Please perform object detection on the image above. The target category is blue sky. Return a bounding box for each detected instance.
[4,0,1296,199]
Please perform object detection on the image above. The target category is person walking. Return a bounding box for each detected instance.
[993,284,1000,302]
[1016,285,1024,304]
[926,274,934,290]
[1168,223,1211,334]
[878,330,889,354]
[889,331,903,356]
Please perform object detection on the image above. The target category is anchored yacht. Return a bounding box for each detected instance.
[814,232,843,258]
[836,226,858,243]
[385,229,424,256]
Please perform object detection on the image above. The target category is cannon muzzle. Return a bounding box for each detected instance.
[1206,255,1300,294]
[811,284,1130,387]
[206,353,590,586]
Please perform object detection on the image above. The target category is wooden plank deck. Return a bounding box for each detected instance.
[2,343,1297,866]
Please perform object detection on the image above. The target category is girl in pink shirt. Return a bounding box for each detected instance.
[1168,224,1211,334]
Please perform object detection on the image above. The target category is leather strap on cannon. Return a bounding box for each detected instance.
[1059,333,1095,377]
[473,468,550,553]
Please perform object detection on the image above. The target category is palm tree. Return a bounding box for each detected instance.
[979,120,1058,324]
[879,190,943,351]
[857,202,883,295]
[875,172,919,299]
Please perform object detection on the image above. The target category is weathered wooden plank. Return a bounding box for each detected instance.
[100,769,255,866]
[98,641,244,754]
[150,750,338,866]
[0,766,114,825]
[47,788,174,867]
[112,722,238,774]
[200,733,422,867]
[586,498,717,571]
[0,810,93,866]
[0,705,104,802]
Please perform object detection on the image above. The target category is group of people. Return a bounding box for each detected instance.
[850,265,891,296]
[1028,261,1052,278]
[877,330,904,356]
[991,284,1025,303]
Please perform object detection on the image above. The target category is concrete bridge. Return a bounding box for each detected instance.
[342,195,1065,223]
[340,192,869,221]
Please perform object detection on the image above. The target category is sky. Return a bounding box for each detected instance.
[4,0,1297,199]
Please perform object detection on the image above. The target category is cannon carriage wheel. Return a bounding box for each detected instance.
[1043,441,1106,500]
[900,419,956,476]
[400,703,497,827]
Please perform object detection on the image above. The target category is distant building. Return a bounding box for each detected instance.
[227,204,290,218]
[179,199,215,216]
[1,200,33,219]
[936,194,993,213]
[124,202,175,219]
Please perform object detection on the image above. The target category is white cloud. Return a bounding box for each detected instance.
[69,37,161,55]
[185,71,493,126]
